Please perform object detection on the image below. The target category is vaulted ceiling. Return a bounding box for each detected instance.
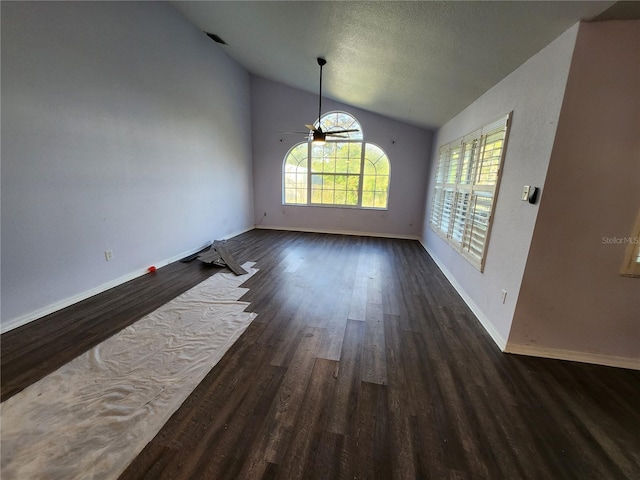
[170,1,633,129]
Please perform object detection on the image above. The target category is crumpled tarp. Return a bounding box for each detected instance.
[1,263,258,480]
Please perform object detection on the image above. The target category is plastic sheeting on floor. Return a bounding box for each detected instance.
[0,263,258,480]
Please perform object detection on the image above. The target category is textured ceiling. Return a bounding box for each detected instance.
[170,1,616,129]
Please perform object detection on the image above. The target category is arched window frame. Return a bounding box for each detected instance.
[283,111,390,210]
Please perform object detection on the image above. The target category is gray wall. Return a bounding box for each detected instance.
[1,2,255,330]
[250,76,432,239]
[508,20,640,367]
[422,20,640,369]
[421,25,580,347]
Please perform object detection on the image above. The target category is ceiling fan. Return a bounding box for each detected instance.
[285,58,360,143]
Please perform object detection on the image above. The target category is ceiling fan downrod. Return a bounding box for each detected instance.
[317,57,327,128]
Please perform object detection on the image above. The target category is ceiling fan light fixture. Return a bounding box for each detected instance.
[312,130,326,144]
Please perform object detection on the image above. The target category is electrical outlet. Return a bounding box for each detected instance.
[500,289,507,304]
[105,250,113,262]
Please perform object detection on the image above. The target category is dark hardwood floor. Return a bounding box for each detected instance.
[2,229,639,479]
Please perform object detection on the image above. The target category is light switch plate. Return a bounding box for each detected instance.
[522,185,530,201]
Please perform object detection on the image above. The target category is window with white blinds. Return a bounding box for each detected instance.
[430,113,511,271]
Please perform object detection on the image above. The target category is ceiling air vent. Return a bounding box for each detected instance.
[205,32,227,45]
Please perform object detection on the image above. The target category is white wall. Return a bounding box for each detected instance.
[1,2,255,330]
[251,76,432,239]
[421,25,580,347]
[508,20,640,368]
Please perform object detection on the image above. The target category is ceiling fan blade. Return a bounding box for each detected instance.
[305,124,318,132]
[279,131,313,134]
[325,134,348,138]
[326,129,360,134]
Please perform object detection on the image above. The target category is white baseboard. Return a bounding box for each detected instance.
[504,344,640,371]
[254,224,420,241]
[419,240,639,370]
[418,240,508,351]
[1,227,255,334]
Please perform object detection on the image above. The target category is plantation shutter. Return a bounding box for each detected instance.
[431,146,450,236]
[429,113,511,271]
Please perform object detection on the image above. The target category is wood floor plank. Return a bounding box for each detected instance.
[316,305,349,362]
[347,249,369,321]
[2,229,639,479]
[355,381,392,480]
[383,313,418,479]
[326,319,364,437]
[191,363,287,480]
[362,301,388,385]
[399,329,450,479]
[277,358,339,479]
[303,430,346,480]
[263,326,325,465]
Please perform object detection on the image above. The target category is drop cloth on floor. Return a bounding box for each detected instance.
[1,263,258,480]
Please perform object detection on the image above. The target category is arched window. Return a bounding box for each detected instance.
[283,111,390,209]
